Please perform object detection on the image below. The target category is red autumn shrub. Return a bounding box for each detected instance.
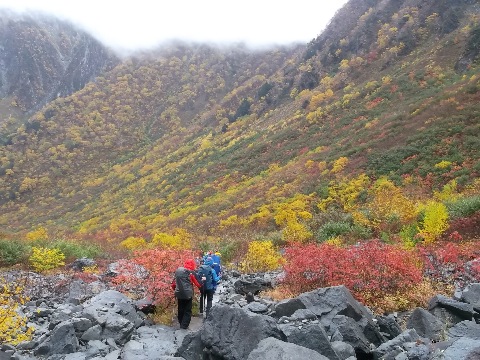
[445,212,480,240]
[282,240,422,305]
[417,241,480,286]
[111,248,196,309]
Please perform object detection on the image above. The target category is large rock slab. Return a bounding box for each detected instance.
[330,315,372,355]
[233,276,272,295]
[407,308,445,341]
[297,286,373,323]
[121,325,179,359]
[440,337,480,360]
[447,320,480,340]
[376,314,402,340]
[82,290,143,327]
[429,295,475,321]
[176,331,204,360]
[246,337,329,360]
[34,321,79,357]
[273,298,306,318]
[81,290,143,344]
[372,329,420,360]
[279,323,340,360]
[201,305,285,360]
[461,283,480,310]
[292,286,385,352]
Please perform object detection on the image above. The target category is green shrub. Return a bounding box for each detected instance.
[446,195,480,218]
[32,239,103,260]
[316,221,351,242]
[399,224,420,248]
[218,240,243,264]
[350,224,373,240]
[0,240,28,266]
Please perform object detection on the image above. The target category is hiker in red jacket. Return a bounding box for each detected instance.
[171,259,201,329]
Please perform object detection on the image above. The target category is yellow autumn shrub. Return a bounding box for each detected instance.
[368,178,418,227]
[0,279,34,345]
[240,240,283,273]
[274,195,313,243]
[29,247,65,272]
[120,236,147,251]
[151,228,191,249]
[418,201,449,243]
[282,221,312,243]
[25,226,48,241]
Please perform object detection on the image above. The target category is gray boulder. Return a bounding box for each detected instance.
[83,290,143,327]
[439,337,480,360]
[429,295,475,321]
[101,313,136,344]
[233,276,272,295]
[246,337,329,360]
[330,315,372,355]
[201,304,285,360]
[81,290,143,344]
[297,286,373,323]
[376,314,402,340]
[461,283,480,310]
[176,331,204,360]
[69,258,96,271]
[245,301,269,314]
[447,320,480,340]
[279,323,340,360]
[331,341,356,360]
[63,353,87,360]
[121,325,179,359]
[34,320,79,356]
[407,308,445,341]
[298,285,385,346]
[372,329,420,360]
[273,297,306,318]
[81,325,103,341]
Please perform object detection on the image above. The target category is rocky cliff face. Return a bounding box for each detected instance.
[0,10,119,114]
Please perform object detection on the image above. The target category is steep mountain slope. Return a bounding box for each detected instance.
[0,0,479,247]
[0,10,118,116]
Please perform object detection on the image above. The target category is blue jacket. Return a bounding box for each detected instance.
[198,259,220,290]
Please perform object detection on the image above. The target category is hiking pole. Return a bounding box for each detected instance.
[201,277,206,316]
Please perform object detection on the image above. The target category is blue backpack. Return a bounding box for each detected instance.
[197,264,214,290]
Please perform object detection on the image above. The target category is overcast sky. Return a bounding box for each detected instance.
[0,0,349,51]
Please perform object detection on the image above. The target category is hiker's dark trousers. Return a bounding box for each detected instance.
[200,289,214,315]
[177,297,193,329]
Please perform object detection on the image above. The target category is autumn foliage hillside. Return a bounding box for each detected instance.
[0,0,479,268]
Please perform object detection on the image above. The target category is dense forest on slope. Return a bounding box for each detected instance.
[0,0,479,258]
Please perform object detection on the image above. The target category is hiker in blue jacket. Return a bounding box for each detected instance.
[211,251,222,278]
[198,256,220,317]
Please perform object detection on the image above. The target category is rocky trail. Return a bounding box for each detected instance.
[0,265,479,360]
